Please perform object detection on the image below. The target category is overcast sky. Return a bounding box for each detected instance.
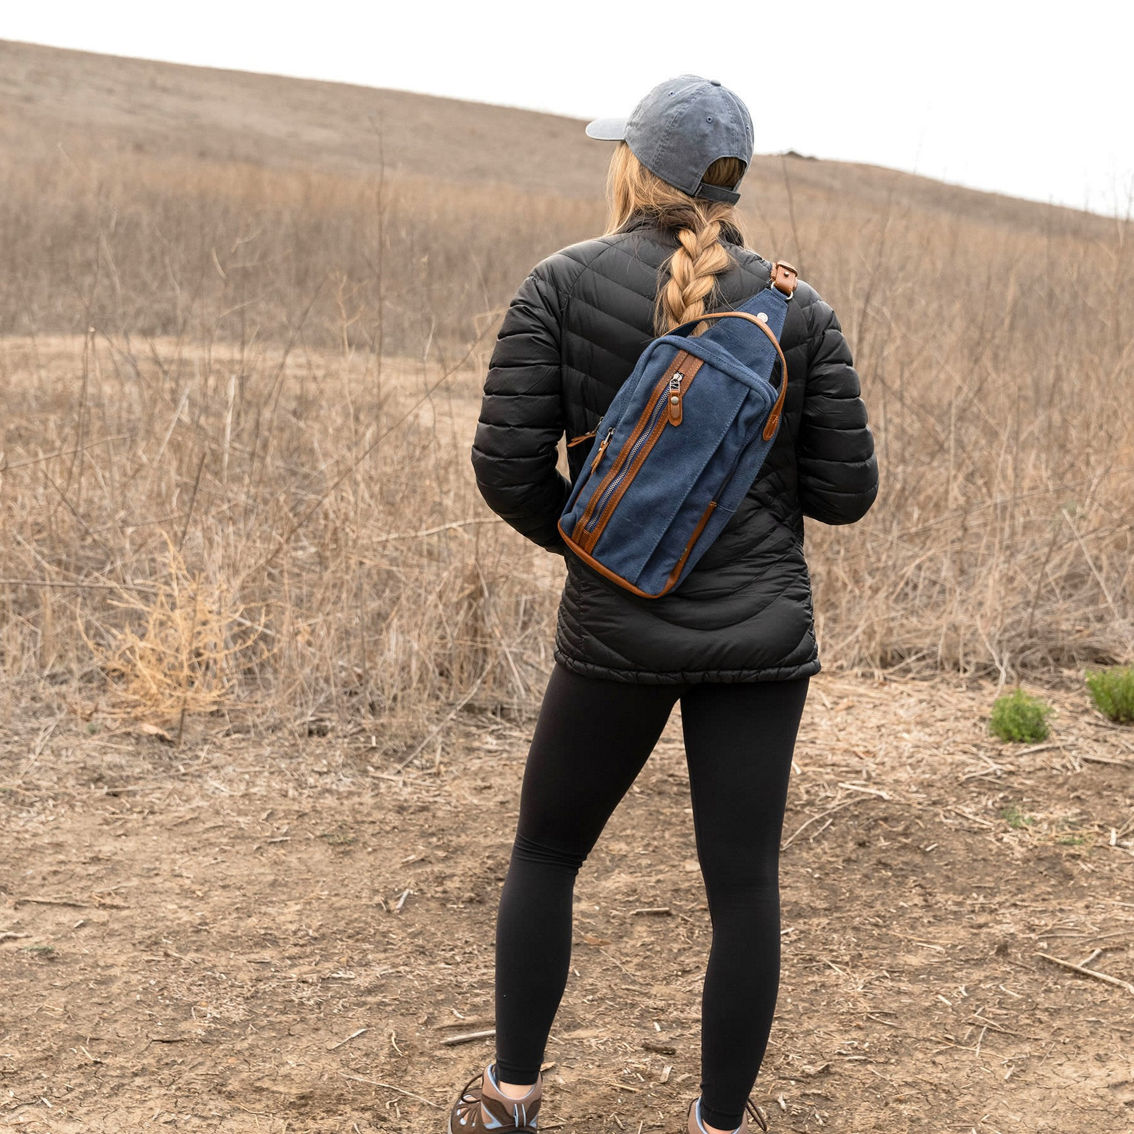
[5,0,1133,216]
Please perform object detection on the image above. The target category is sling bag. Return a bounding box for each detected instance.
[558,262,797,598]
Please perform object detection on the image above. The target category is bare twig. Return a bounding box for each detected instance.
[339,1072,443,1108]
[0,434,128,472]
[782,798,862,850]
[328,1027,368,1050]
[434,1017,493,1031]
[0,577,157,593]
[836,782,891,800]
[1080,753,1132,768]
[14,897,88,909]
[1036,952,1134,994]
[440,1028,496,1047]
[374,517,502,543]
[394,671,486,772]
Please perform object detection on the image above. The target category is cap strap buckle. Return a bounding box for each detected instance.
[695,181,741,205]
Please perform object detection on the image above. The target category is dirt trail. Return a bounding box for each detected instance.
[2,675,1132,1133]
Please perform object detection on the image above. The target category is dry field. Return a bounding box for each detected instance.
[1,39,1133,1134]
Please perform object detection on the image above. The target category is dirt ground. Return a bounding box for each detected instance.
[2,674,1133,1134]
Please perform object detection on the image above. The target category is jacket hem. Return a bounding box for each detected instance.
[552,648,821,685]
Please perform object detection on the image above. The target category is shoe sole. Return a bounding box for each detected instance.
[447,1119,537,1133]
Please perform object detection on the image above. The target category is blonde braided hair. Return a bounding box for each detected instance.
[605,143,747,334]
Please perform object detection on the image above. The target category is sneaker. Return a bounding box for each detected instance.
[447,1064,541,1132]
[688,1096,769,1133]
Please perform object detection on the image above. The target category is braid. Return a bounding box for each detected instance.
[603,144,748,335]
[657,211,733,333]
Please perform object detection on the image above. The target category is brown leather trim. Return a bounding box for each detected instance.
[762,337,788,442]
[558,519,679,599]
[770,261,798,296]
[572,350,693,550]
[668,389,683,426]
[664,501,717,591]
[566,429,596,448]
[581,355,704,551]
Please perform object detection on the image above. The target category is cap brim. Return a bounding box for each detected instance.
[585,117,627,141]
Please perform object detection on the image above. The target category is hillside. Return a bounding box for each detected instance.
[0,37,1111,236]
[0,39,607,197]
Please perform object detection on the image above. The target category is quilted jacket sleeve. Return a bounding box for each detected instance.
[797,293,879,525]
[471,264,571,552]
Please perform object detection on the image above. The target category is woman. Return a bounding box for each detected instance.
[449,75,878,1134]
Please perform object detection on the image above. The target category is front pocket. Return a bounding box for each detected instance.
[574,354,704,553]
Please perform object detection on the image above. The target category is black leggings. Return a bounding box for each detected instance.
[494,663,809,1131]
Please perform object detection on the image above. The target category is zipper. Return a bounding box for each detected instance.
[667,373,685,425]
[572,354,690,539]
[583,392,671,535]
[577,355,704,552]
[590,427,614,473]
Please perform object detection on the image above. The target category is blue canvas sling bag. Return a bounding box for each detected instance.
[558,262,797,598]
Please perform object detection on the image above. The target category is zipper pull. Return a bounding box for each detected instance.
[591,427,614,472]
[668,372,685,425]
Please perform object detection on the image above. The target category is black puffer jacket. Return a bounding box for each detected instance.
[472,217,877,683]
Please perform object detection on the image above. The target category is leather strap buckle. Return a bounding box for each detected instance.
[771,261,798,299]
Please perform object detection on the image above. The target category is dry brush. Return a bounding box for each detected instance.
[1,143,1131,735]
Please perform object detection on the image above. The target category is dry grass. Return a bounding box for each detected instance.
[798,198,1134,676]
[0,329,561,735]
[84,533,267,738]
[0,47,1132,736]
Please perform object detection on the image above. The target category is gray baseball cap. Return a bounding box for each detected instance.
[586,75,753,204]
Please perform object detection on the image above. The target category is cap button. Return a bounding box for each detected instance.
[710,79,721,86]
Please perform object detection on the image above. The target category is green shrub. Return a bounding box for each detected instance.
[989,688,1051,742]
[1085,666,1134,723]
